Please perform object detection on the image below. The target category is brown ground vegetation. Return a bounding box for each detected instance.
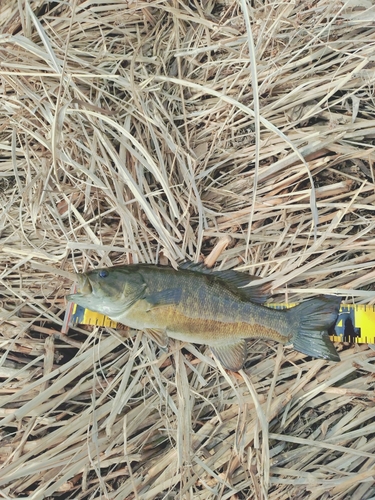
[1,1,375,498]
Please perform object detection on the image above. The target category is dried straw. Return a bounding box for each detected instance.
[1,0,375,498]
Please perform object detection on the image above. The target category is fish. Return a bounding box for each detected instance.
[67,262,341,371]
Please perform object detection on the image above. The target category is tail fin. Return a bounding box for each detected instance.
[288,296,341,362]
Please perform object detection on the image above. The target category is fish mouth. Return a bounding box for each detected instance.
[67,273,92,301]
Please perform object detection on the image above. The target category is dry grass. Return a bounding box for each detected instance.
[1,0,375,498]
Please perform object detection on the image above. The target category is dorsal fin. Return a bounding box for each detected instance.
[178,261,271,304]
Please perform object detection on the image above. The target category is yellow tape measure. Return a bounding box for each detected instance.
[268,303,375,344]
[69,303,375,344]
[70,304,117,328]
[334,304,375,344]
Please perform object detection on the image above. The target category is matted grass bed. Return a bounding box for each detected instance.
[1,0,375,498]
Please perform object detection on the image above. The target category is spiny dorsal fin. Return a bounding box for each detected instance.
[178,260,270,304]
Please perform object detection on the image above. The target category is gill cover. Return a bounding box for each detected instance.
[67,266,147,316]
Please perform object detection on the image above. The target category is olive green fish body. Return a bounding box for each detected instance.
[109,267,290,344]
[68,263,341,370]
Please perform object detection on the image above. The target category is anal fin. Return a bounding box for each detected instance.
[211,340,247,371]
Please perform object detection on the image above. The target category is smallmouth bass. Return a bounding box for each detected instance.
[67,262,341,371]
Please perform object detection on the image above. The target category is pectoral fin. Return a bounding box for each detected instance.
[145,288,182,309]
[211,340,247,371]
[144,328,169,350]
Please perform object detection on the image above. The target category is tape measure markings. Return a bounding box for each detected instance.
[68,303,375,344]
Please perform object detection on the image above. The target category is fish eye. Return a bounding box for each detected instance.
[98,270,108,278]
